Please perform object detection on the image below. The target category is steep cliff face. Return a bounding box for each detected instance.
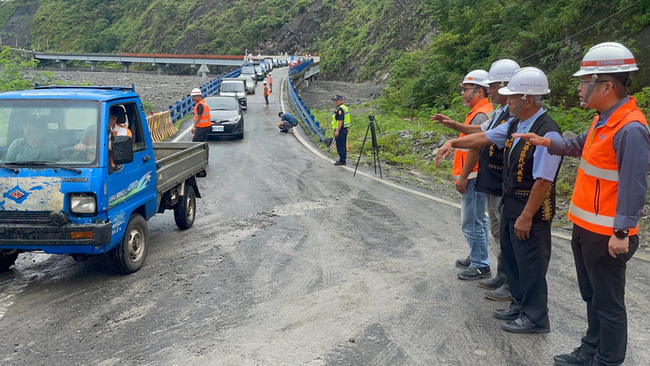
[0,0,38,48]
[0,0,434,81]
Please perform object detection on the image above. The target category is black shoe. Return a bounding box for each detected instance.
[478,274,505,290]
[493,302,521,320]
[334,161,346,166]
[280,129,289,133]
[484,283,514,302]
[553,344,596,366]
[502,314,550,333]
[455,256,470,269]
[457,266,491,280]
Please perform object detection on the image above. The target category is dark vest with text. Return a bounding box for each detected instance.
[476,106,510,196]
[502,112,562,222]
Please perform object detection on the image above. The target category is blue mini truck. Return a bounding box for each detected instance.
[0,85,209,274]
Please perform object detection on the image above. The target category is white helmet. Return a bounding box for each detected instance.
[190,88,202,96]
[461,69,489,87]
[498,67,550,96]
[487,59,520,84]
[573,42,638,76]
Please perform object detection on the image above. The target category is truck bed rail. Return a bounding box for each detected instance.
[154,142,209,194]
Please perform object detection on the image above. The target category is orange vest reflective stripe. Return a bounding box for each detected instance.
[568,97,647,236]
[453,98,493,181]
[194,99,211,128]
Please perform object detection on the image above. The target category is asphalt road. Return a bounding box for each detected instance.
[1,68,649,366]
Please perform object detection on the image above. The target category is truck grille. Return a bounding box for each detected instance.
[0,211,52,225]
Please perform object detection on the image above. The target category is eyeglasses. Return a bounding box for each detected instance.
[579,79,609,86]
[459,87,475,93]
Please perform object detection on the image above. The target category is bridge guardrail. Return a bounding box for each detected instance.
[168,69,241,123]
[287,59,326,142]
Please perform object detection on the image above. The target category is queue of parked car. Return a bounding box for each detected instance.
[207,57,292,140]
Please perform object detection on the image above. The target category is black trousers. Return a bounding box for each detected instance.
[192,126,210,142]
[335,127,348,163]
[500,216,552,327]
[571,224,638,366]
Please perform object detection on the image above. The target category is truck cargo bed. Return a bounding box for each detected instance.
[154,142,209,195]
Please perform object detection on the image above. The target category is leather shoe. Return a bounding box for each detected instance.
[484,283,514,302]
[334,160,346,166]
[553,343,595,366]
[493,303,521,320]
[455,256,470,269]
[502,314,550,333]
[478,274,505,290]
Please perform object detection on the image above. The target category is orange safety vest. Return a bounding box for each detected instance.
[453,98,494,181]
[263,85,270,97]
[194,99,211,128]
[268,75,273,85]
[568,97,648,236]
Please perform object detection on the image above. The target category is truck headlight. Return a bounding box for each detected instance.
[71,194,97,214]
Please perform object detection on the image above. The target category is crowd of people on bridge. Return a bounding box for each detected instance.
[434,42,649,366]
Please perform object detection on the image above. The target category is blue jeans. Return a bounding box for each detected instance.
[460,179,490,267]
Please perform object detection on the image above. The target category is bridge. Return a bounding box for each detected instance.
[32,52,248,73]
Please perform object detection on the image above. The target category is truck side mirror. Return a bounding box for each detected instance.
[112,135,134,164]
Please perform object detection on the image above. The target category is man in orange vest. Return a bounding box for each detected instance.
[515,42,649,366]
[191,88,211,142]
[432,70,494,280]
[263,81,270,106]
[268,73,273,93]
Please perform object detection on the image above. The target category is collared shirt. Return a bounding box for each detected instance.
[547,97,650,230]
[481,105,504,131]
[485,107,562,181]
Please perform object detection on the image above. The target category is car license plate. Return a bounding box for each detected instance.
[212,126,224,132]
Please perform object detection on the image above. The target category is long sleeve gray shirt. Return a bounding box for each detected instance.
[548,97,650,231]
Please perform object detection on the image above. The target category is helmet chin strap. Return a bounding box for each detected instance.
[463,85,478,107]
[511,94,527,117]
[580,74,598,108]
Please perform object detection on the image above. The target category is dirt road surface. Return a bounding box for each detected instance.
[1,68,649,366]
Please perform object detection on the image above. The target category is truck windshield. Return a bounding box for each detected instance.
[221,82,245,92]
[0,100,100,166]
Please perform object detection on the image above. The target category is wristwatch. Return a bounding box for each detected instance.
[613,229,629,239]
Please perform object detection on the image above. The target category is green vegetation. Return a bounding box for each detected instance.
[26,0,315,56]
[0,46,55,91]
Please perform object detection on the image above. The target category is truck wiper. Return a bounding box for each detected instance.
[0,163,19,173]
[6,161,81,174]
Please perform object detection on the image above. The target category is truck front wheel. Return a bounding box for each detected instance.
[0,250,19,273]
[110,214,148,274]
[174,184,196,230]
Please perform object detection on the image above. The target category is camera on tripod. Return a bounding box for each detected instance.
[353,114,382,178]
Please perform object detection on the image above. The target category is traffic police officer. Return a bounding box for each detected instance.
[332,95,350,166]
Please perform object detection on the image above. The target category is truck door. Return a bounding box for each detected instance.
[106,102,157,240]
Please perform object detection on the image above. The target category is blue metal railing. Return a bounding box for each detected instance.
[288,59,326,142]
[289,59,314,77]
[168,69,241,123]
